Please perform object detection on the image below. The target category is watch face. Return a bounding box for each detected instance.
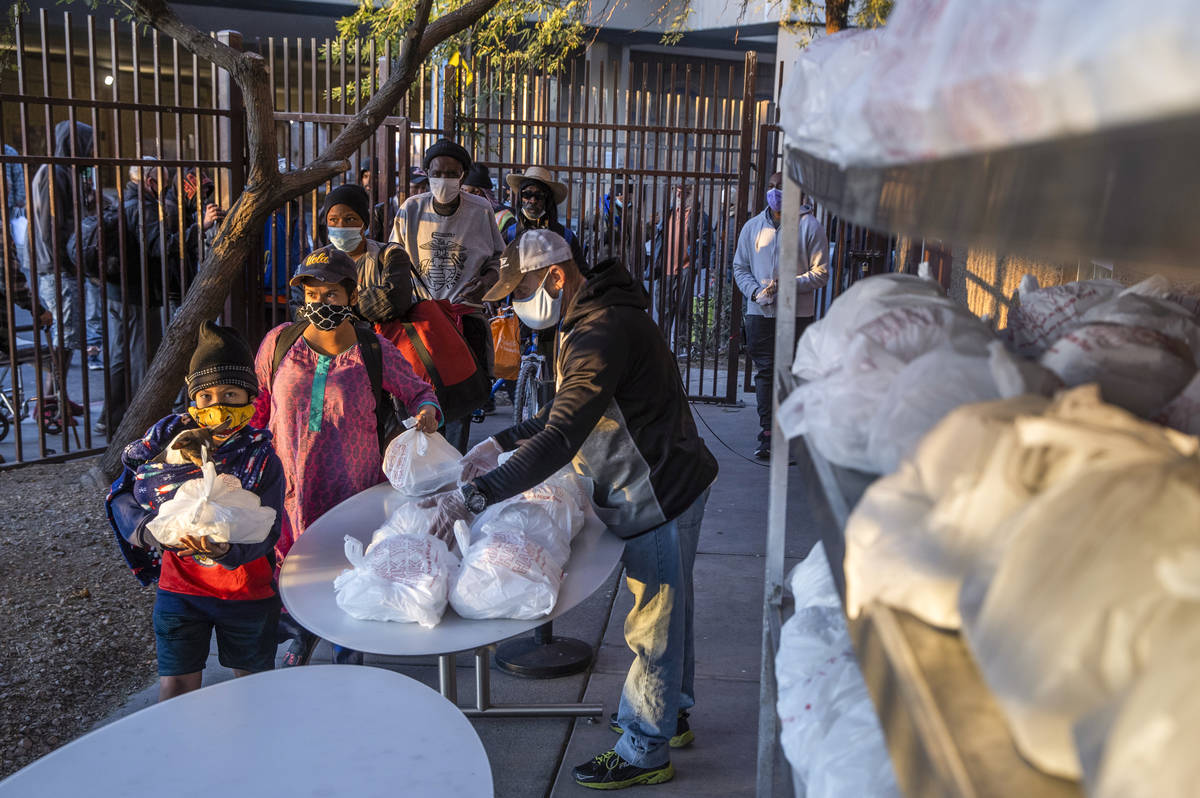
[467,492,487,513]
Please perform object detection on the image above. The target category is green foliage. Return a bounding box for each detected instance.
[337,0,587,75]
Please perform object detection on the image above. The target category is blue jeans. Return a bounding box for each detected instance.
[614,489,708,768]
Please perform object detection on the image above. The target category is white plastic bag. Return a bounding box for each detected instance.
[844,393,1051,628]
[1005,275,1124,357]
[1078,277,1200,361]
[382,428,462,496]
[146,461,276,546]
[791,268,949,381]
[1157,370,1200,435]
[959,455,1200,779]
[1075,628,1200,798]
[863,342,1057,474]
[450,512,564,620]
[1039,322,1195,417]
[776,543,900,798]
[333,531,457,628]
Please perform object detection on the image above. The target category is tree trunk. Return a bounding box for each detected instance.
[826,0,850,34]
[84,0,497,487]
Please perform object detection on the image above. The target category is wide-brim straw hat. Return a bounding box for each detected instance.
[506,165,568,205]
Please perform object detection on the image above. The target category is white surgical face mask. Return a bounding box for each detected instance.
[512,272,563,331]
[428,177,461,204]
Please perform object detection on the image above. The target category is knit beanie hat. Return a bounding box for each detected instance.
[322,183,371,226]
[421,139,472,173]
[186,321,259,400]
[464,163,493,190]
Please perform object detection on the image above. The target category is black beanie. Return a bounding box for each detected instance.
[322,183,371,226]
[186,321,258,400]
[464,163,493,190]
[421,139,472,173]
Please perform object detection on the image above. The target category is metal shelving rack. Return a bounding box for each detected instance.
[756,108,1200,797]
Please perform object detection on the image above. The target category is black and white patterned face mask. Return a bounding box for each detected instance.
[299,302,355,331]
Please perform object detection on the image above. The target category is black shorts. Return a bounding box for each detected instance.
[153,590,281,677]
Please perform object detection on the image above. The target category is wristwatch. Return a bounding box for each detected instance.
[460,482,488,514]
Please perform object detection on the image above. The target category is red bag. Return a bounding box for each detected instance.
[377,298,489,424]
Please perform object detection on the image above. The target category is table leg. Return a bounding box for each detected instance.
[475,647,491,711]
[438,653,458,704]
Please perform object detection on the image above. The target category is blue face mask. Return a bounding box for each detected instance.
[766,188,783,213]
[327,226,363,253]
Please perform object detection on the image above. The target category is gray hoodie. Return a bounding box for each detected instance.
[732,206,830,318]
[31,121,94,274]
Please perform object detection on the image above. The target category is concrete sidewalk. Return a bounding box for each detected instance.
[100,393,827,797]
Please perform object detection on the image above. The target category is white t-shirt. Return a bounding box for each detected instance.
[389,191,505,306]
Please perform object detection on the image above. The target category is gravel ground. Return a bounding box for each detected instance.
[0,458,156,779]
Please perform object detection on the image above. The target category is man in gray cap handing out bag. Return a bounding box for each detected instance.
[431,228,719,789]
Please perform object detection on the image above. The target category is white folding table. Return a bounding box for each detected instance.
[0,665,493,797]
[279,482,625,718]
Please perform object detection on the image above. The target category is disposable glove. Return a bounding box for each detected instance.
[754,279,777,307]
[417,488,475,546]
[459,437,504,482]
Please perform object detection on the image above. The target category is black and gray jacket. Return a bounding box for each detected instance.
[475,258,719,539]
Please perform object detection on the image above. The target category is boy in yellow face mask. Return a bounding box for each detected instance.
[107,321,285,702]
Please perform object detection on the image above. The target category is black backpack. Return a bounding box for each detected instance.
[269,321,405,454]
[67,204,128,282]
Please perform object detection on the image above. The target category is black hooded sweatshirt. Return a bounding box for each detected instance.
[475,258,718,539]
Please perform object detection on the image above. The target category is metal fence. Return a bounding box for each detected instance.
[1,10,910,467]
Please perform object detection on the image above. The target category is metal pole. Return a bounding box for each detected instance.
[438,653,458,704]
[726,51,757,404]
[475,647,491,712]
[756,146,801,798]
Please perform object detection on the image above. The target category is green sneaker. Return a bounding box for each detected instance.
[573,750,674,789]
[608,711,695,748]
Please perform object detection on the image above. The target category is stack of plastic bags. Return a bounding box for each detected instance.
[450,470,592,620]
[336,434,597,627]
[842,384,1200,783]
[1007,275,1200,419]
[776,543,900,798]
[333,502,458,628]
[780,267,1059,473]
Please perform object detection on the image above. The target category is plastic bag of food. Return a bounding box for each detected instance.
[449,515,564,621]
[146,461,277,546]
[1078,277,1200,361]
[776,543,900,798]
[333,531,457,628]
[1157,371,1200,435]
[1075,627,1200,798]
[959,455,1200,779]
[845,394,1051,628]
[864,342,1058,474]
[1039,322,1194,417]
[791,267,948,380]
[1005,275,1124,357]
[382,428,462,496]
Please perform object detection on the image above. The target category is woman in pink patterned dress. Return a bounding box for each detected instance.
[251,248,440,665]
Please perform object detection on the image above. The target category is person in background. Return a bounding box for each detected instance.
[502,165,585,267]
[318,183,414,324]
[264,158,311,300]
[389,138,503,453]
[462,163,515,234]
[358,158,374,195]
[30,121,94,404]
[434,230,718,789]
[368,165,427,243]
[732,171,830,459]
[652,183,712,345]
[3,143,30,276]
[107,322,284,702]
[251,248,440,665]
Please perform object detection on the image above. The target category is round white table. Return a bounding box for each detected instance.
[0,666,492,797]
[279,482,625,717]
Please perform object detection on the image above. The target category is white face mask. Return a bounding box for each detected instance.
[512,272,563,331]
[428,177,461,204]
